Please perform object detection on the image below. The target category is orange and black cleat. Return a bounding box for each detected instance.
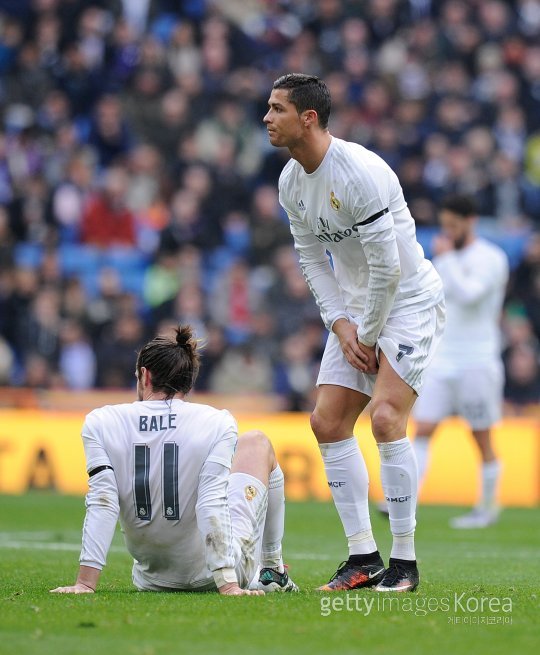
[318,553,385,591]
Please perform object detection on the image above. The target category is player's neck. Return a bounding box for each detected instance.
[142,391,186,402]
[289,131,332,174]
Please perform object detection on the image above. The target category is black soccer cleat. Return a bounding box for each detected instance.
[374,558,419,592]
[318,553,385,591]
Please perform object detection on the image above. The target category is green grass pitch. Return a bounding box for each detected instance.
[0,493,538,655]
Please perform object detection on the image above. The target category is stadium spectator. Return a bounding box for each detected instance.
[81,166,136,247]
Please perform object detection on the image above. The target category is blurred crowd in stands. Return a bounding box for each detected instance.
[0,0,540,411]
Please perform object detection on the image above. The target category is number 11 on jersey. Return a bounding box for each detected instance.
[133,443,180,521]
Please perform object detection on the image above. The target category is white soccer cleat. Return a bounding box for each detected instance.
[450,507,500,529]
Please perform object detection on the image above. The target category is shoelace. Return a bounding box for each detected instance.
[381,562,409,587]
[328,561,350,582]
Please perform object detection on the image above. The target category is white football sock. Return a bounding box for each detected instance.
[413,435,430,488]
[261,464,285,572]
[378,437,417,561]
[319,437,377,556]
[480,459,501,510]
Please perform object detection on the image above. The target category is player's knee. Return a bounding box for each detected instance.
[371,402,402,442]
[310,410,344,443]
[238,430,273,457]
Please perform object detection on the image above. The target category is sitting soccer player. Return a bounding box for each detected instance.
[51,325,298,596]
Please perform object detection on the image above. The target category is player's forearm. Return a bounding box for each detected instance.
[300,259,349,330]
[289,220,349,331]
[80,470,120,569]
[197,466,237,579]
[357,237,401,346]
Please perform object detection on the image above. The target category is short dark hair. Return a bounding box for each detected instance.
[136,325,200,397]
[273,73,331,129]
[441,194,478,219]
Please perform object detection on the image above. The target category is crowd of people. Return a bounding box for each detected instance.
[0,0,539,410]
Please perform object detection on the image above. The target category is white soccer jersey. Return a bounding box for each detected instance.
[430,238,509,371]
[79,399,238,590]
[279,137,443,346]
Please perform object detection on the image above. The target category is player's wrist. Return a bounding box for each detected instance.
[331,317,350,335]
[213,567,238,589]
[76,564,101,591]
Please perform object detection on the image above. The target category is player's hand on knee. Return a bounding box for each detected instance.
[50,583,95,594]
[218,582,264,596]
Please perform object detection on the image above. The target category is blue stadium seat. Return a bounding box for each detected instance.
[14,243,43,269]
[58,244,102,275]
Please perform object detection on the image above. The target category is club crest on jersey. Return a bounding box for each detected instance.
[245,485,258,501]
[330,191,341,211]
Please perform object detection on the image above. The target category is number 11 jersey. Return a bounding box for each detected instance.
[80,398,238,589]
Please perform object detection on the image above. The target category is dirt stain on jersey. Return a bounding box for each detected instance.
[205,516,228,560]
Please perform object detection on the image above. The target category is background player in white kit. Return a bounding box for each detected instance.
[51,325,298,596]
[413,195,509,529]
[264,74,445,592]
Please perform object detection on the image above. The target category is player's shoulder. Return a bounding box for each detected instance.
[85,401,137,423]
[475,238,509,265]
[182,401,236,426]
[331,137,388,171]
[278,157,299,191]
[330,137,394,196]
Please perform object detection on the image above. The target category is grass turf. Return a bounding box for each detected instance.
[0,493,538,655]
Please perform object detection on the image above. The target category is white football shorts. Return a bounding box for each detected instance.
[132,473,268,592]
[413,360,504,430]
[317,302,446,396]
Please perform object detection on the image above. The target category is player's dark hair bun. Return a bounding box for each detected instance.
[175,325,197,352]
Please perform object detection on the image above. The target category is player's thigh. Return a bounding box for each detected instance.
[228,474,268,587]
[413,372,454,425]
[312,383,371,440]
[457,363,503,430]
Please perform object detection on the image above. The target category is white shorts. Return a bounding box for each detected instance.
[413,361,504,430]
[132,473,268,592]
[317,303,445,396]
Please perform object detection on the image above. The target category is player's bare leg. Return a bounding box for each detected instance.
[311,385,385,591]
[370,353,420,592]
[450,428,501,529]
[231,431,299,593]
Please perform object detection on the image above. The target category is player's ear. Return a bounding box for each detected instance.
[302,109,318,128]
[141,366,152,388]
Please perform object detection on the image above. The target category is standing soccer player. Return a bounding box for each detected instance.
[51,325,298,595]
[413,195,509,528]
[264,73,445,592]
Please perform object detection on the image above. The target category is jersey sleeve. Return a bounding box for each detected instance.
[196,416,238,588]
[350,201,401,346]
[79,412,120,570]
[287,209,349,331]
[81,411,113,473]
